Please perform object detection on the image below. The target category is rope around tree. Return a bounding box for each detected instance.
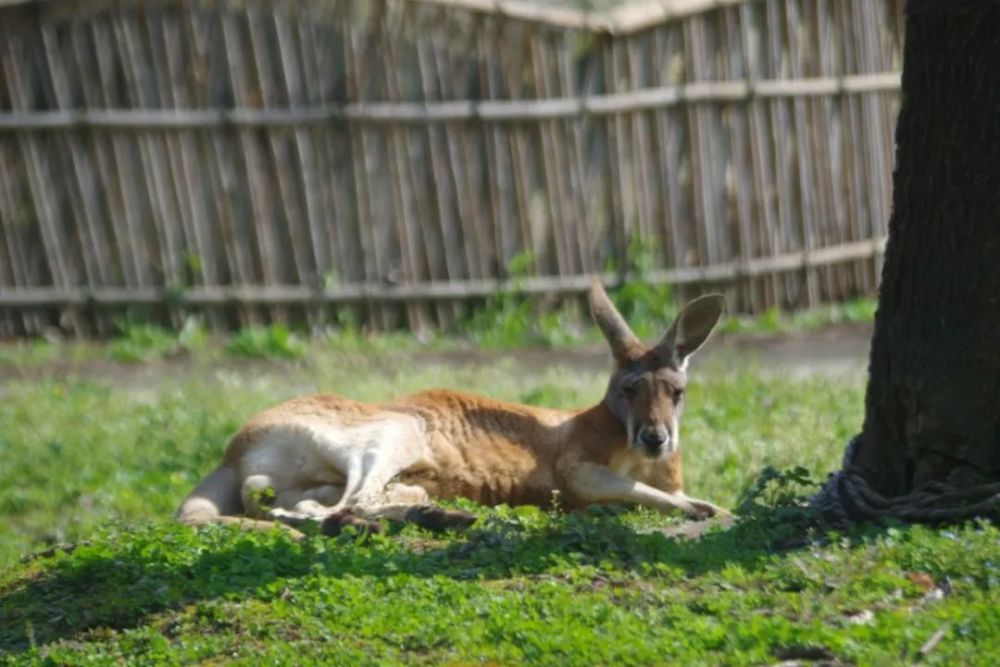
[812,437,1000,526]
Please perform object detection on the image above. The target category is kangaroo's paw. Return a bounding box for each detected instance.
[403,506,478,533]
[321,509,383,537]
[679,496,732,520]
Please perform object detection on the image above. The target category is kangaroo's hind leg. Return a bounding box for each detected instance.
[285,413,468,534]
[326,415,429,510]
[267,490,383,537]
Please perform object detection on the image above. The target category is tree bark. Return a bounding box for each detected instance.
[844,0,1000,508]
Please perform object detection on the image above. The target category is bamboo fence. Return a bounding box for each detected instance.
[0,0,904,335]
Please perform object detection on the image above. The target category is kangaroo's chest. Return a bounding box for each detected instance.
[606,448,683,492]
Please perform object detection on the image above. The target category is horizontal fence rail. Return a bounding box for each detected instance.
[0,72,901,128]
[0,0,904,335]
[0,236,887,307]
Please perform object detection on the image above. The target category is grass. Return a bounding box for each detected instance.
[0,294,877,370]
[3,511,999,664]
[226,324,308,360]
[0,353,859,569]
[1,337,995,664]
[721,299,878,336]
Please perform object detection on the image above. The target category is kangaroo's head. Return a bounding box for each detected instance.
[590,280,725,459]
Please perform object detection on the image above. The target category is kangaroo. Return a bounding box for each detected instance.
[177,280,728,537]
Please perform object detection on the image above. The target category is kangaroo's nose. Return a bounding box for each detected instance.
[641,426,669,448]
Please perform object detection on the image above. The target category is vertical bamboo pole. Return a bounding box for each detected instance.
[451,17,495,280]
[2,36,76,332]
[739,1,781,310]
[813,0,851,300]
[343,4,393,329]
[144,8,203,297]
[383,2,430,330]
[557,29,594,274]
[650,25,689,284]
[186,4,259,326]
[721,7,759,312]
[415,17,467,314]
[840,0,877,294]
[838,0,871,294]
[93,15,154,293]
[454,46,494,281]
[602,36,629,278]
[382,4,448,326]
[302,13,360,302]
[273,7,332,327]
[38,23,112,303]
[368,8,405,330]
[115,10,186,312]
[782,0,819,308]
[805,0,833,299]
[164,9,225,329]
[276,9,327,276]
[248,7,314,326]
[144,7,224,328]
[70,15,131,300]
[683,16,718,295]
[612,35,639,271]
[0,148,19,334]
[764,0,798,307]
[0,140,42,333]
[294,12,343,326]
[859,0,893,283]
[706,13,736,307]
[429,14,482,288]
[529,31,573,277]
[222,9,284,322]
[73,18,134,294]
[479,18,515,274]
[625,35,657,247]
[159,9,223,314]
[496,21,540,276]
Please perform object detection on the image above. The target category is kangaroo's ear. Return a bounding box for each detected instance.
[656,294,726,369]
[589,279,642,366]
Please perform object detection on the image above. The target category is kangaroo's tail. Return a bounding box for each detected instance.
[177,465,305,537]
[176,465,243,526]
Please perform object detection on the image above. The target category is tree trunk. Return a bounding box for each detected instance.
[830,0,1000,519]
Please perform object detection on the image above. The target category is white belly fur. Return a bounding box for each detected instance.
[239,413,431,509]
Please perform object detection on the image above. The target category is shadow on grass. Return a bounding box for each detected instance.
[0,509,825,653]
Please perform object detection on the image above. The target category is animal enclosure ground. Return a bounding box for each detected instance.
[1,331,998,664]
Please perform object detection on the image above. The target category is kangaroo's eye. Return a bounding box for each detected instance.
[623,384,637,398]
[672,389,684,402]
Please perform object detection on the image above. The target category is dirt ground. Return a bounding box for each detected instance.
[0,323,873,398]
[444,323,874,380]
